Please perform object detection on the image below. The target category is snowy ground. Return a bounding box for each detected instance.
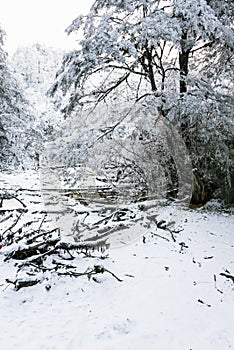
[0,171,234,350]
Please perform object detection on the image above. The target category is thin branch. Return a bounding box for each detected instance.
[58,265,123,282]
[220,272,234,283]
[107,64,147,77]
[95,104,134,142]
[2,213,23,238]
[95,72,131,102]
[136,91,161,102]
[190,41,214,54]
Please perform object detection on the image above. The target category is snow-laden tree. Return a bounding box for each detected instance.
[0,27,42,170]
[10,44,64,139]
[11,44,64,92]
[51,0,234,204]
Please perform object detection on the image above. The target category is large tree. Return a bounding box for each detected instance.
[51,0,234,204]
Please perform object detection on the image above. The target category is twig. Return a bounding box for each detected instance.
[156,220,177,242]
[0,213,13,224]
[0,209,28,213]
[26,227,59,245]
[2,213,23,238]
[104,267,123,282]
[58,264,123,282]
[37,215,47,232]
[152,233,170,242]
[213,274,223,294]
[13,196,27,208]
[20,262,56,272]
[198,299,211,307]
[220,272,234,283]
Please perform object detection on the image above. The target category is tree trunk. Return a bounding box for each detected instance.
[179,31,190,94]
[178,32,209,206]
[178,31,191,142]
[146,47,157,91]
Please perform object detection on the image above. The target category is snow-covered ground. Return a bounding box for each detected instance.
[0,171,233,350]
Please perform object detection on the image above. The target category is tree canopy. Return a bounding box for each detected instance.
[51,0,233,107]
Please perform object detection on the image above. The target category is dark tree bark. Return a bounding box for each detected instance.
[146,48,157,91]
[179,32,190,95]
[178,31,210,205]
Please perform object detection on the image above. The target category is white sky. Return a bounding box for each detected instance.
[0,0,94,54]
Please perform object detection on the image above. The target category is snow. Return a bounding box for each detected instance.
[0,171,234,350]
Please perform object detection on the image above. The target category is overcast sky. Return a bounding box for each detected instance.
[0,0,93,54]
